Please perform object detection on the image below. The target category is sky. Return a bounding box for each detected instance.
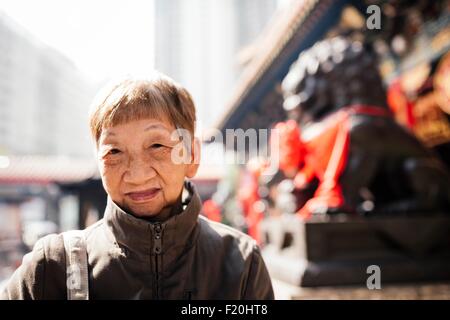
[0,0,155,81]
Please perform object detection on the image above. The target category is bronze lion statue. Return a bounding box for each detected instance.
[273,36,450,218]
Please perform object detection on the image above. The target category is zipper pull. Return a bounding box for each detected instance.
[153,223,162,255]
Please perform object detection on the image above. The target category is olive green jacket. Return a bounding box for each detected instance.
[0,181,274,300]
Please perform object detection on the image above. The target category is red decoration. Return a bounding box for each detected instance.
[274,105,392,219]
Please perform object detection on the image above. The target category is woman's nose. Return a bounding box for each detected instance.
[123,156,157,184]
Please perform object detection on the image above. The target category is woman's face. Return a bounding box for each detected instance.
[97,118,199,219]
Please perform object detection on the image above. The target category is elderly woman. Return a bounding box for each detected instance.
[0,74,274,300]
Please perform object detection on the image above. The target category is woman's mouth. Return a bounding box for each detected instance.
[126,188,161,202]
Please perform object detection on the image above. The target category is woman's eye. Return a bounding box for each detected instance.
[109,148,121,155]
[151,144,164,149]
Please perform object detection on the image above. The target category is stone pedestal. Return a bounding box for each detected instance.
[260,214,450,287]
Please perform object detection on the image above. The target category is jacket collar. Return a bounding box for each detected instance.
[104,180,202,258]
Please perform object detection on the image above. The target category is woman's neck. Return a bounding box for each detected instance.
[144,195,184,223]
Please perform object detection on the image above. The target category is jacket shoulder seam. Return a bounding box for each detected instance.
[83,219,105,240]
[199,216,255,241]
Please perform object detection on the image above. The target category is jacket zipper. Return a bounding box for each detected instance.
[153,222,162,299]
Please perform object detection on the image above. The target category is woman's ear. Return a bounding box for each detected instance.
[186,137,201,178]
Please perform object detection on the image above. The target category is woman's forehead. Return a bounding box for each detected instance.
[100,118,176,142]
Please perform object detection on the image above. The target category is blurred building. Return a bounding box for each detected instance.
[154,0,278,129]
[216,0,450,163]
[0,12,96,158]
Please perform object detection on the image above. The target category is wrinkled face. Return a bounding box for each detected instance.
[97,118,199,219]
